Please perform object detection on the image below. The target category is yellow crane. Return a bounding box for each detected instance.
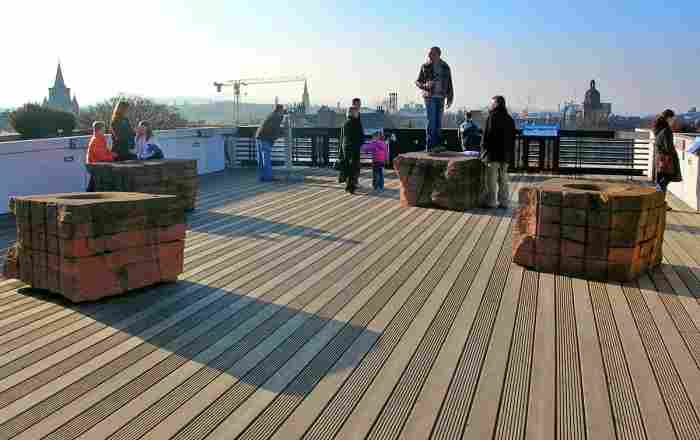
[213,76,306,126]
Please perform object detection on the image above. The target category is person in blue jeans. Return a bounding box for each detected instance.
[415,46,454,151]
[254,104,285,182]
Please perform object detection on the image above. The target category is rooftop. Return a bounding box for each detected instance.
[0,168,698,440]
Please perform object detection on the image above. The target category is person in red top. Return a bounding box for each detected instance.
[86,121,116,191]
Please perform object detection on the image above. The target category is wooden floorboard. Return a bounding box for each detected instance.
[0,169,696,439]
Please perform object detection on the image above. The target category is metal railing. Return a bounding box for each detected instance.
[231,127,651,176]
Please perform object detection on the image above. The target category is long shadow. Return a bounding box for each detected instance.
[188,211,361,244]
[665,223,700,236]
[0,277,385,438]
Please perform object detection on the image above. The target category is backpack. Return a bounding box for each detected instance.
[461,122,481,148]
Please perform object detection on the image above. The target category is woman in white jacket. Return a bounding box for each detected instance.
[135,121,164,160]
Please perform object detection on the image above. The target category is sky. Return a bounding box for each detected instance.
[1,0,698,114]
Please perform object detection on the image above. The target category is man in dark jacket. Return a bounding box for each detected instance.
[481,96,516,208]
[415,47,454,151]
[255,104,285,182]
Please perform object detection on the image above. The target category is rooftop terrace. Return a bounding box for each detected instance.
[0,168,698,440]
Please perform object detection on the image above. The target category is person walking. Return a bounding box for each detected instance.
[415,46,454,151]
[255,104,285,182]
[343,106,364,194]
[110,101,136,161]
[653,109,682,209]
[459,110,481,152]
[481,96,516,209]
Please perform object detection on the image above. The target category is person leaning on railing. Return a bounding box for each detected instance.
[255,104,285,182]
[653,109,682,210]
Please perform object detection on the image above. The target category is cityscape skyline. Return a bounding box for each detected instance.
[2,1,699,114]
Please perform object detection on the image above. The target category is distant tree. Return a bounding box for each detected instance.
[9,103,76,139]
[79,96,188,130]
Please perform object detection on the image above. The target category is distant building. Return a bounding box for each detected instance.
[316,106,344,128]
[582,80,611,128]
[44,63,79,115]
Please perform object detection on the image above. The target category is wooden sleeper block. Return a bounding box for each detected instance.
[513,178,666,282]
[3,192,186,302]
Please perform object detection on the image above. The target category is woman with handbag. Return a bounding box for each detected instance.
[653,109,682,209]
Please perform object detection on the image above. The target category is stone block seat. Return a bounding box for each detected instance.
[2,192,185,302]
[513,179,667,281]
[87,159,198,211]
[394,151,483,210]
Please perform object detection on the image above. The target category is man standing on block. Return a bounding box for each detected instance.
[415,46,454,151]
[481,95,516,209]
[255,104,285,182]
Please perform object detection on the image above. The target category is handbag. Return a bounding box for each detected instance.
[656,152,674,175]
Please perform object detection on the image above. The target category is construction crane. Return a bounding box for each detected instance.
[213,76,306,126]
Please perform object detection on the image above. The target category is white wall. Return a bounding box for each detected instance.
[0,127,235,215]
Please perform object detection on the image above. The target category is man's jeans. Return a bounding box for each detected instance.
[256,138,273,182]
[483,162,510,208]
[425,97,445,151]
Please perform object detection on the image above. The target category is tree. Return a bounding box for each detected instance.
[9,103,76,139]
[79,96,188,130]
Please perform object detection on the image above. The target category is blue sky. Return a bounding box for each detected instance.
[2,0,698,114]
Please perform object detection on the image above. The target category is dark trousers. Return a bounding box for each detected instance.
[372,164,384,190]
[345,147,360,193]
[86,175,96,192]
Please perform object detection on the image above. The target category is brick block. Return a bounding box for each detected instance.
[158,224,186,243]
[561,225,586,243]
[561,208,587,227]
[562,191,590,209]
[539,206,561,224]
[535,254,559,273]
[585,260,608,281]
[535,237,561,256]
[588,209,611,229]
[585,228,609,260]
[538,222,561,239]
[561,257,585,277]
[609,247,640,265]
[561,239,585,258]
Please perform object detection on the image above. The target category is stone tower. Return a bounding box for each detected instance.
[302,81,310,114]
[46,62,79,115]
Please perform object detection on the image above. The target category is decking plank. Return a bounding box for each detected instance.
[525,273,555,440]
[605,282,676,440]
[0,170,693,440]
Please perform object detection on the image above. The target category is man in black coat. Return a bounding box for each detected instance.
[480,95,516,208]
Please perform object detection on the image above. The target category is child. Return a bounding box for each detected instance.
[135,121,164,160]
[85,121,116,191]
[361,131,388,192]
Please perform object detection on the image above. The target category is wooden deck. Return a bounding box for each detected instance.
[0,168,698,440]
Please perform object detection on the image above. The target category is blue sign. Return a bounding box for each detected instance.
[521,124,560,137]
[688,138,700,155]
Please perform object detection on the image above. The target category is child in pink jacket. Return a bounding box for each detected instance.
[360,132,388,191]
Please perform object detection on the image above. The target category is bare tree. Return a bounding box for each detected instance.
[79,96,188,130]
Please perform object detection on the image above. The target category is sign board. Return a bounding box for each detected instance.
[687,138,700,155]
[521,124,560,138]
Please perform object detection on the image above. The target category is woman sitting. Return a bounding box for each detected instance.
[135,121,164,160]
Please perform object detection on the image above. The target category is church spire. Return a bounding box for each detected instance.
[302,80,310,114]
[55,62,66,88]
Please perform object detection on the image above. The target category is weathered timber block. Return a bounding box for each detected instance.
[513,178,666,282]
[393,151,483,210]
[87,159,198,211]
[4,192,185,302]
